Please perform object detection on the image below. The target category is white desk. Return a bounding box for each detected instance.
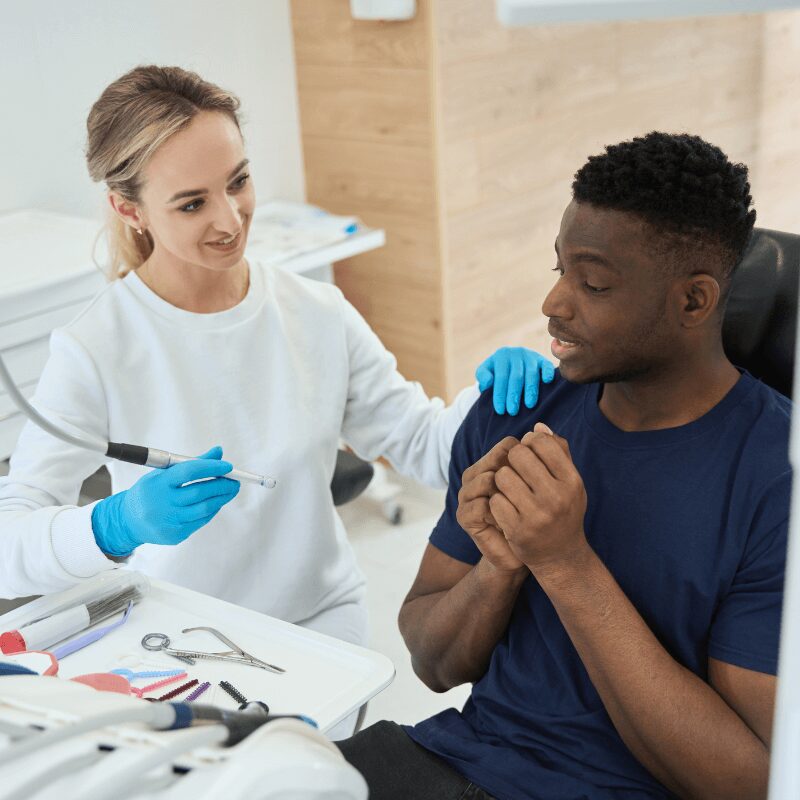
[245,200,385,282]
[273,227,385,280]
[0,572,395,734]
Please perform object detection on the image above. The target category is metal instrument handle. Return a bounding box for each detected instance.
[182,625,286,674]
[182,626,245,655]
[167,650,281,673]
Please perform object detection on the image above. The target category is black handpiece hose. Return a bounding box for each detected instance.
[182,702,317,745]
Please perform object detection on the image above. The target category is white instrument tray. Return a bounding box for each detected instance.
[1,575,395,733]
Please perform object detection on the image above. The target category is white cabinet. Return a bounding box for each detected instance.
[0,211,106,459]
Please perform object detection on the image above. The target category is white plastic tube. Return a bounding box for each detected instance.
[79,726,228,800]
[0,571,150,656]
[0,572,150,634]
[0,704,177,767]
[17,606,90,652]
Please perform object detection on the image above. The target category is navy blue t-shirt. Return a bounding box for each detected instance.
[407,371,791,800]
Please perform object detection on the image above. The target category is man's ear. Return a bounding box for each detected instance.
[108,192,146,233]
[678,274,721,328]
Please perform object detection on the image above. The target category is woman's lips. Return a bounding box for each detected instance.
[205,230,242,252]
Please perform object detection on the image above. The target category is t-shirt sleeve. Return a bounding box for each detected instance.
[708,471,792,675]
[428,391,495,566]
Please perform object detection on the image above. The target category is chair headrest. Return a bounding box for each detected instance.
[723,227,800,398]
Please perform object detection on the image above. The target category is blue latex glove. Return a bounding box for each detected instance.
[91,446,240,557]
[475,347,556,415]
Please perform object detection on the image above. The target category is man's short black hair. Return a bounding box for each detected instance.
[572,132,756,283]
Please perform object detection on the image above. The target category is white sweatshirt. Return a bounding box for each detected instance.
[0,262,476,633]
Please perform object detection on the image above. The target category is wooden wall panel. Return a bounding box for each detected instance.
[296,66,431,148]
[753,11,800,233]
[302,138,438,220]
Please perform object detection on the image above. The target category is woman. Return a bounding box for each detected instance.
[0,66,552,651]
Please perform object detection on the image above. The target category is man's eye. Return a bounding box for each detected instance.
[551,265,564,276]
[584,282,608,294]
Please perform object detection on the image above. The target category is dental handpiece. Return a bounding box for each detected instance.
[108,445,277,488]
[0,353,276,489]
[151,451,276,488]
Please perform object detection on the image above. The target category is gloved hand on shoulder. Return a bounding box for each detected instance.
[476,347,556,415]
[91,446,240,557]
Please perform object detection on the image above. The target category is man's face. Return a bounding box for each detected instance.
[543,200,678,385]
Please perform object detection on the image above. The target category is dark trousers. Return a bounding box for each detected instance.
[337,720,497,800]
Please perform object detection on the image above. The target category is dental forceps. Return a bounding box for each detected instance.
[141,626,285,674]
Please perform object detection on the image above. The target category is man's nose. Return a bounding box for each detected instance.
[542,276,573,320]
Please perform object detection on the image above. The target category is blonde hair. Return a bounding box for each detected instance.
[86,65,242,279]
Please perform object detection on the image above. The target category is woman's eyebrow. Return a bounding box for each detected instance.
[166,159,250,203]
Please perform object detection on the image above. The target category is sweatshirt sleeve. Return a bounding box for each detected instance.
[337,291,478,489]
[0,329,118,598]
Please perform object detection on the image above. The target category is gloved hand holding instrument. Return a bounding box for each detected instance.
[91,446,240,556]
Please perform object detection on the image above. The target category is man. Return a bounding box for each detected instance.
[337,132,792,799]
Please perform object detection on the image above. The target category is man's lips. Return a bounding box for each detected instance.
[548,327,581,347]
[548,326,583,360]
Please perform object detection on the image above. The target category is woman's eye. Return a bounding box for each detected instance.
[180,199,204,213]
[231,173,250,190]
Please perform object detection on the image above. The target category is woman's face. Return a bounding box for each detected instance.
[135,110,255,273]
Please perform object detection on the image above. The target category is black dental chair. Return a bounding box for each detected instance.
[330,450,374,507]
[722,227,800,398]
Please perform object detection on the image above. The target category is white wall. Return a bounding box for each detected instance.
[0,0,305,220]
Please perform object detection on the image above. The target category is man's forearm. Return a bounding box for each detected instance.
[537,546,769,800]
[399,559,527,692]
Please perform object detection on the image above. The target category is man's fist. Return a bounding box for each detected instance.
[457,437,527,573]
[490,423,589,576]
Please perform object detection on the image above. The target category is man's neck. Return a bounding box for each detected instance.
[597,352,741,432]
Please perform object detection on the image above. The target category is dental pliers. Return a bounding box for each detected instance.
[141,626,285,674]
